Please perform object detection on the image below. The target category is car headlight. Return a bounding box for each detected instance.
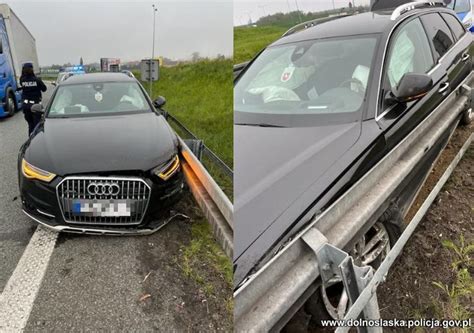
[154,155,180,181]
[22,159,56,182]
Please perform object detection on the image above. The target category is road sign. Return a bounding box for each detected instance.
[141,59,160,81]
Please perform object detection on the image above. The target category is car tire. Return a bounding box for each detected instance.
[305,204,404,326]
[5,92,16,117]
[459,108,472,126]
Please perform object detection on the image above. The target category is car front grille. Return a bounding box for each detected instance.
[57,176,151,225]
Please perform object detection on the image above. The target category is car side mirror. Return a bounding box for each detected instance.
[391,73,433,103]
[31,103,44,114]
[153,96,166,109]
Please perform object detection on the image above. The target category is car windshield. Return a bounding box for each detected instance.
[47,81,150,118]
[445,0,471,13]
[234,35,378,126]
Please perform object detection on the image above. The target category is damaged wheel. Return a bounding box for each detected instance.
[306,206,403,324]
[460,108,472,126]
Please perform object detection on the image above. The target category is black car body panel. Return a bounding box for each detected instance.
[23,113,177,176]
[234,6,472,287]
[234,121,362,257]
[19,73,183,233]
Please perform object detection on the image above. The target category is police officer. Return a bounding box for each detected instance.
[19,63,47,135]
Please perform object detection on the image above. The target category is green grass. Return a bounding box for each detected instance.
[233,7,370,64]
[139,59,233,167]
[431,235,473,331]
[180,219,233,312]
[234,25,287,64]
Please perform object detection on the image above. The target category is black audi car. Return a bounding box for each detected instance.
[234,0,472,319]
[19,73,183,234]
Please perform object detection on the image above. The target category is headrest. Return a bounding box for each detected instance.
[352,65,370,89]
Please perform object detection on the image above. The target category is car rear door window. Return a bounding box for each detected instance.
[386,18,434,89]
[449,0,471,13]
[440,12,466,40]
[420,13,455,60]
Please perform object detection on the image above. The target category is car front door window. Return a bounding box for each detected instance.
[386,18,435,90]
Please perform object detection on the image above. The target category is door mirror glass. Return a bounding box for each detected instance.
[153,96,166,109]
[391,73,433,103]
[31,103,44,114]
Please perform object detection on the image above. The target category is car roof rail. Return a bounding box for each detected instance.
[121,70,136,79]
[282,13,356,38]
[62,72,74,81]
[390,1,446,20]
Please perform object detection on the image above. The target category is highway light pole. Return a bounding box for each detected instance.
[294,0,302,23]
[258,5,269,17]
[244,11,252,25]
[150,4,157,99]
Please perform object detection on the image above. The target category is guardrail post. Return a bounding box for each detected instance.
[183,139,204,160]
[315,244,382,333]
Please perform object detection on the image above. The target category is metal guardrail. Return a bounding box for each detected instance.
[163,113,233,257]
[234,73,473,331]
[167,112,234,254]
[179,137,233,258]
[335,132,473,333]
[167,113,233,180]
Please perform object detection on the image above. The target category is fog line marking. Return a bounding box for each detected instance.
[0,226,58,332]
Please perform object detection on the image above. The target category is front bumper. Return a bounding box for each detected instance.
[20,171,184,235]
[22,209,166,235]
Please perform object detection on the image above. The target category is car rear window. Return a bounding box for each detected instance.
[441,12,467,40]
[420,13,455,60]
[446,0,471,13]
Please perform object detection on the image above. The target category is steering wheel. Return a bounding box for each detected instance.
[114,100,135,111]
[339,78,366,94]
[262,86,301,103]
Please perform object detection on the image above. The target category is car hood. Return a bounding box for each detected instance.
[234,121,361,261]
[24,112,177,176]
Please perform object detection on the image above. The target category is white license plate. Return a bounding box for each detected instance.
[70,199,135,217]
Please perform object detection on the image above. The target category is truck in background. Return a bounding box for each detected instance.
[0,4,39,118]
[100,58,121,72]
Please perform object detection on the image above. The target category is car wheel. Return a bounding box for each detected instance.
[5,93,16,117]
[306,206,403,324]
[460,108,472,126]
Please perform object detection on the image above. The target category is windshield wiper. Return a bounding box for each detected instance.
[235,123,285,128]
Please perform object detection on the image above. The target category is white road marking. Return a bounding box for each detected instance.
[0,226,58,332]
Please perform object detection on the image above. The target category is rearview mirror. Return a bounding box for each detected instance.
[31,103,44,114]
[391,73,433,103]
[153,96,166,109]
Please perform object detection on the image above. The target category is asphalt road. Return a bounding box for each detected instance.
[0,82,232,332]
[0,84,54,293]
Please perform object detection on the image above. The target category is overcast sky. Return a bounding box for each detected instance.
[5,0,232,66]
[234,0,370,26]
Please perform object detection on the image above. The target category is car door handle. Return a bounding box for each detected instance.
[461,53,470,62]
[438,82,450,93]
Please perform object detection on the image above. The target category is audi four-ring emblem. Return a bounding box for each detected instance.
[87,182,121,196]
